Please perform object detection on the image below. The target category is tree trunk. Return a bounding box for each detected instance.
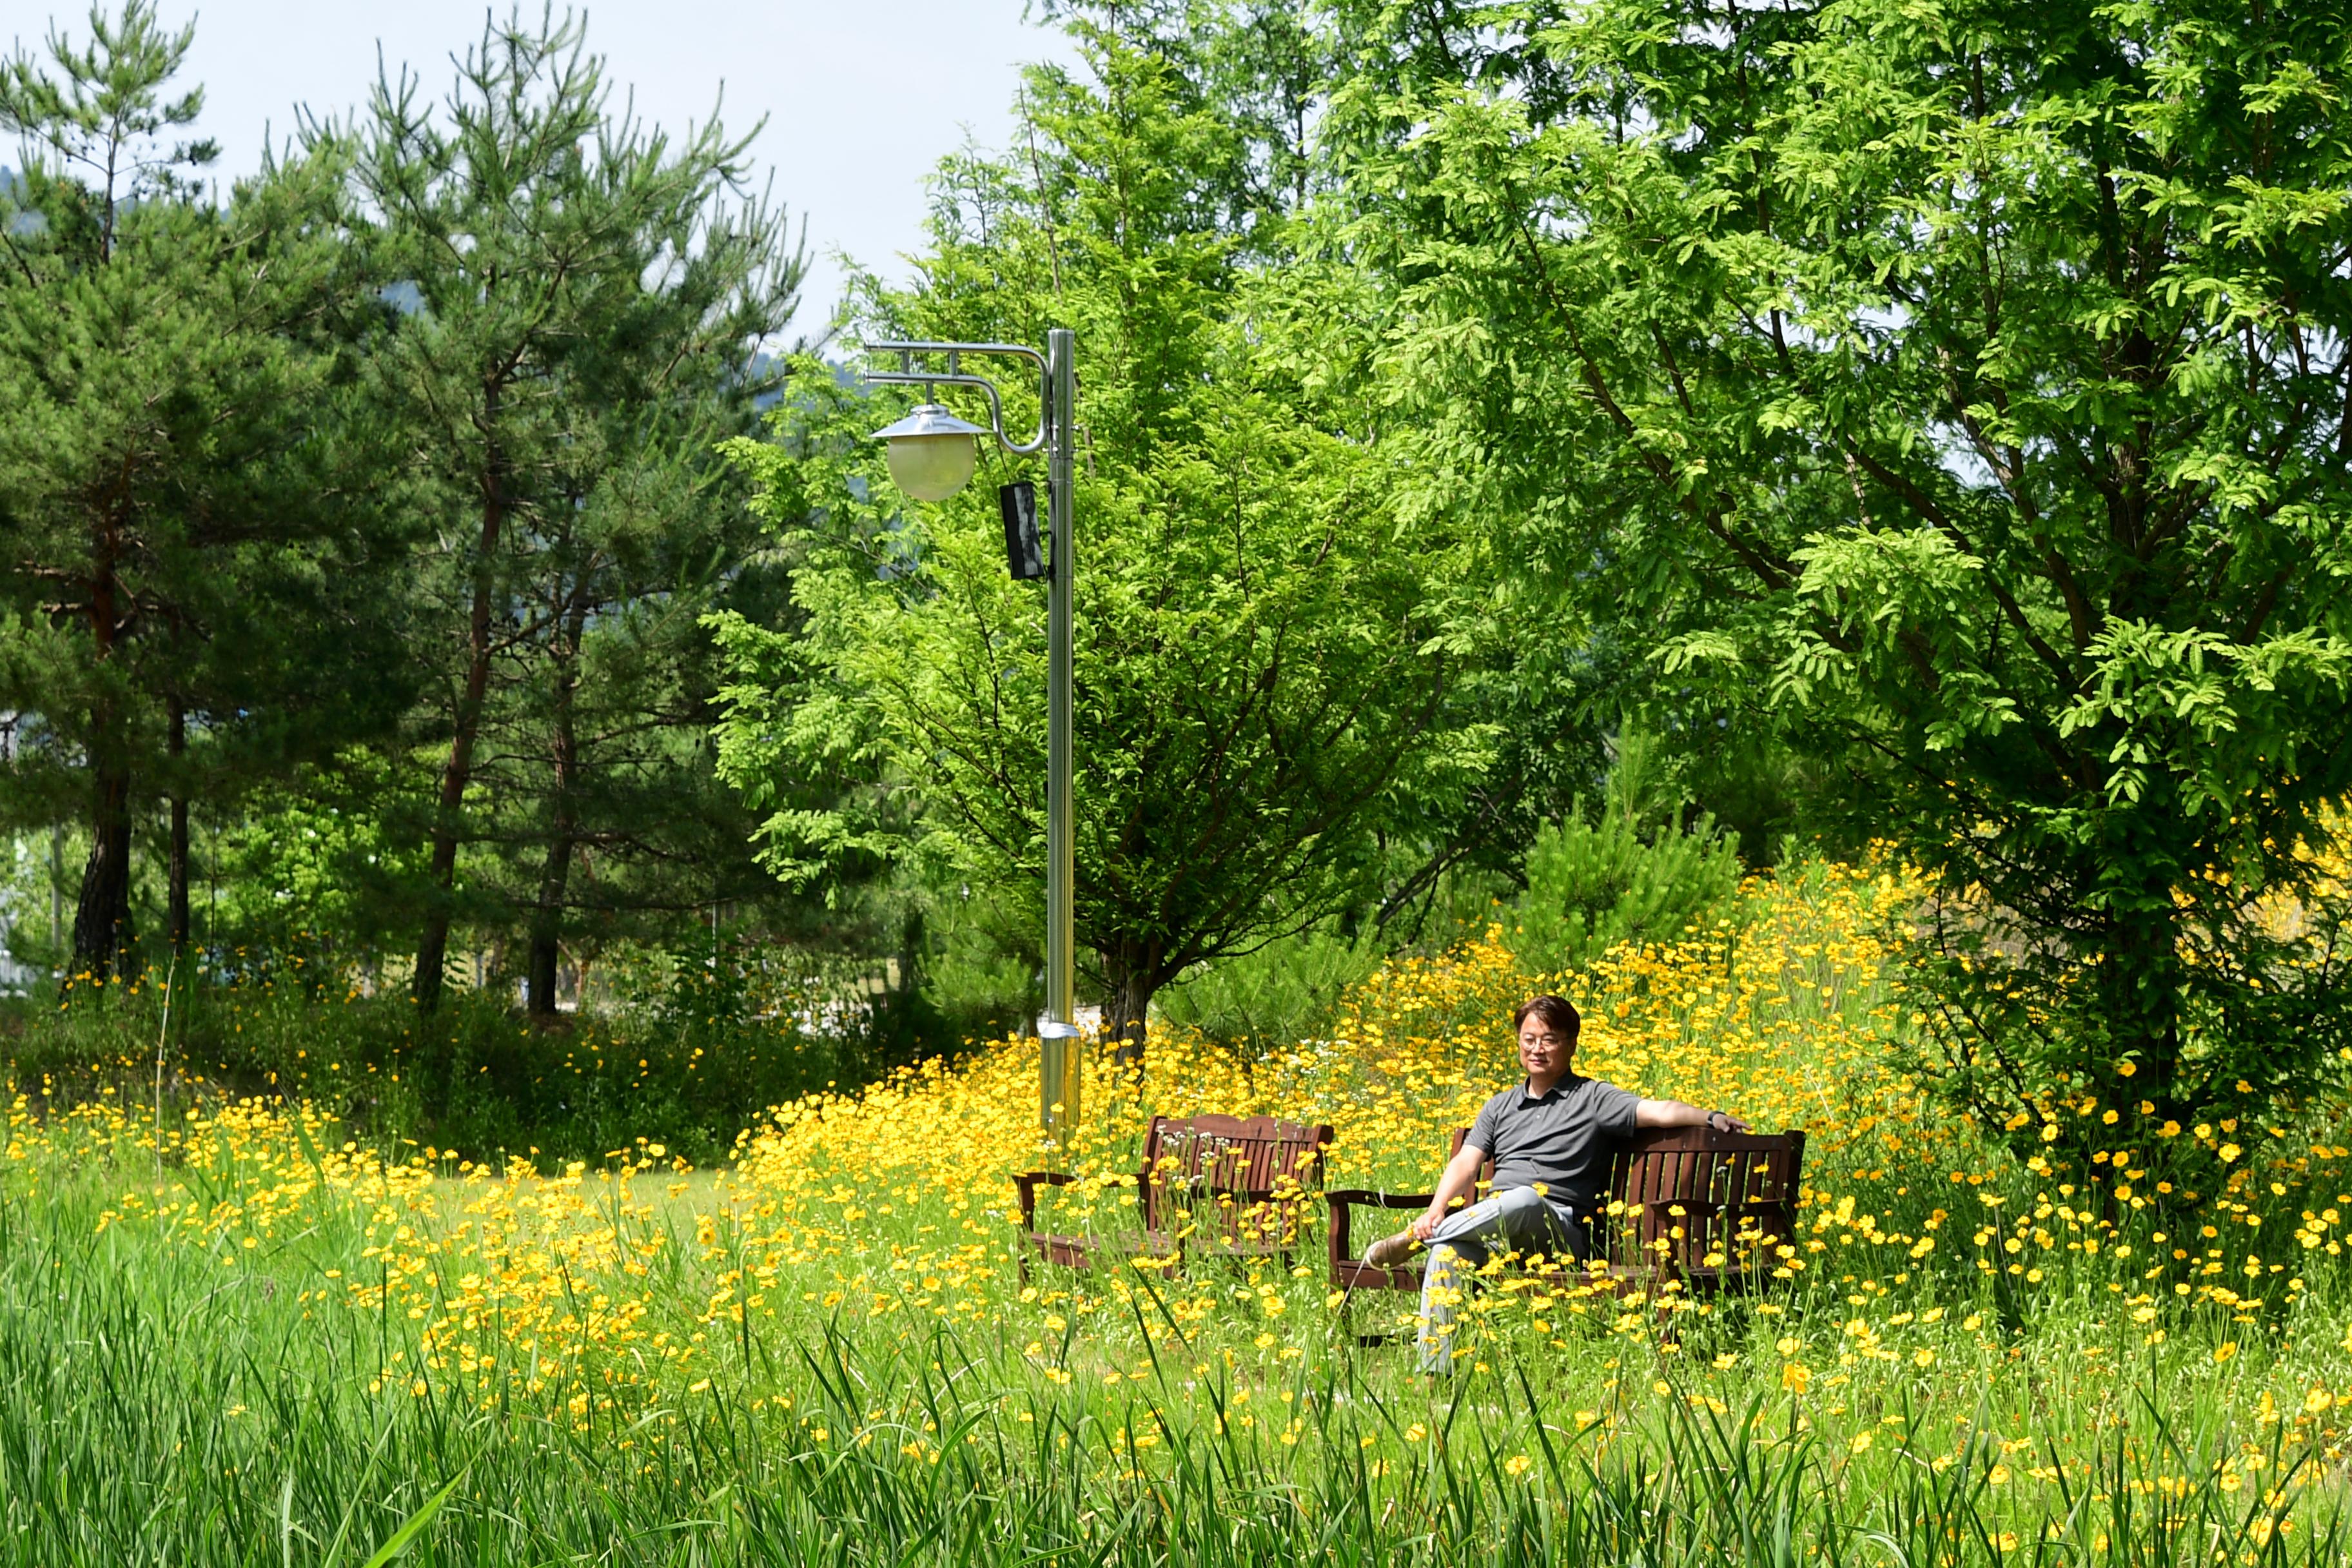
[2106,910,2183,1084]
[524,781,578,1015]
[2098,893,2189,1186]
[167,698,190,956]
[71,763,133,983]
[526,580,590,1017]
[415,402,508,1011]
[524,901,566,1015]
[1101,943,1164,1070]
[48,827,63,957]
[71,533,132,984]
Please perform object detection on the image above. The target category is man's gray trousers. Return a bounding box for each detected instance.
[1415,1185,1586,1373]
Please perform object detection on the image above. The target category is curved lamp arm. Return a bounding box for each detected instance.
[862,340,1052,455]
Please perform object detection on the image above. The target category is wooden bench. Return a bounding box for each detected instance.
[1327,1124,1806,1311]
[1014,1113,1335,1277]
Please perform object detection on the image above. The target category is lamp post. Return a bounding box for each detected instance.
[865,333,1081,1142]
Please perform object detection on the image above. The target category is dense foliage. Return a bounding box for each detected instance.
[337,14,803,1012]
[1323,0,2352,1171]
[0,5,844,1033]
[6,0,2352,1558]
[0,5,404,979]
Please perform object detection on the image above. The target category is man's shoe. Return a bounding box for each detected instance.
[1365,1228,1423,1269]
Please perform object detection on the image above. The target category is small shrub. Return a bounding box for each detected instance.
[1508,803,1743,977]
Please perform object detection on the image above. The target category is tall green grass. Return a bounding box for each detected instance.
[0,1144,2344,1565]
[7,850,2351,1563]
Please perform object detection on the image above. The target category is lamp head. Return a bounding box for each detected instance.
[872,403,986,502]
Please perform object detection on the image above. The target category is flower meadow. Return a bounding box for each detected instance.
[5,862,2352,1564]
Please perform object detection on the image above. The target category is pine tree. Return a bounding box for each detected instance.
[0,3,400,980]
[341,10,801,1010]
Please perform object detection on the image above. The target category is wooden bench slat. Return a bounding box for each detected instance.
[1015,1113,1335,1277]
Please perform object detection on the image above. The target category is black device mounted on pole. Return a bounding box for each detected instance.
[999,481,1046,580]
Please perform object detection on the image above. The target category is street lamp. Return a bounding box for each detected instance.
[864,332,1081,1142]
[868,402,985,502]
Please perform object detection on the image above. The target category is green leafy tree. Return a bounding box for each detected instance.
[712,19,1484,1057]
[1035,0,1340,225]
[1332,0,2352,1177]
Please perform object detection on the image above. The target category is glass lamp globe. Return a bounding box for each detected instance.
[872,404,986,502]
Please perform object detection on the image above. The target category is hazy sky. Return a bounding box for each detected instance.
[11,0,1075,339]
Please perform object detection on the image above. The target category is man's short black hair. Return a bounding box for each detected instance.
[1513,994,1581,1040]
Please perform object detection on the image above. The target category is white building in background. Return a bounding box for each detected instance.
[0,861,37,996]
[0,830,51,997]
[0,716,55,995]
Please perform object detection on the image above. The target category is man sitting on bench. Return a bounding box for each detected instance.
[1363,993,1749,1373]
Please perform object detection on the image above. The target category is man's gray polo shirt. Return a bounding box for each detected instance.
[1465,1073,1642,1213]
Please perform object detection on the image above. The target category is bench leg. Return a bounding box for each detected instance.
[1335,1284,1409,1348]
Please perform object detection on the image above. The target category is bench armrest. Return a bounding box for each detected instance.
[1011,1170,1077,1232]
[1326,1188,1436,1210]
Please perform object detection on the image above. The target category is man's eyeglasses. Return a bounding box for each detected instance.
[1518,1032,1572,1049]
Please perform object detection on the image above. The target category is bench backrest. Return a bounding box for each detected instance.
[1445,1124,1806,1272]
[1142,1114,1335,1237]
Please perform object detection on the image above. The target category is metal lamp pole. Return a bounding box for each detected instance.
[865,332,1081,1142]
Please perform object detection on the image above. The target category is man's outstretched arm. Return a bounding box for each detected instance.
[1410,1144,1490,1241]
[1634,1097,1750,1132]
